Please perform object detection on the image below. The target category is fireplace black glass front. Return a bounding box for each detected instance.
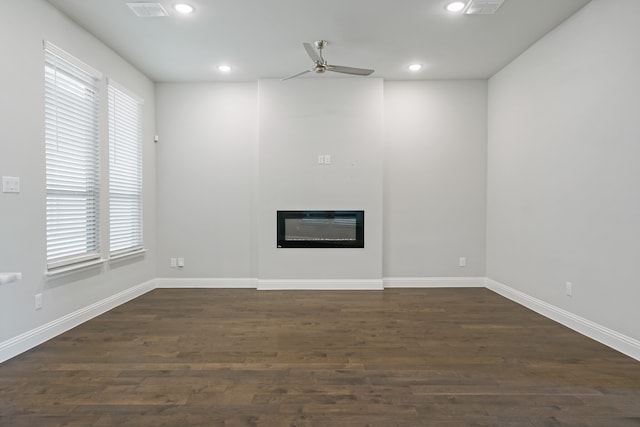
[277,210,364,248]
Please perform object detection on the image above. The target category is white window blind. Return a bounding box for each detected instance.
[45,42,101,270]
[108,81,143,257]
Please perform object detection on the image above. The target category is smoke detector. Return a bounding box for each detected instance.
[126,2,169,17]
[465,0,506,15]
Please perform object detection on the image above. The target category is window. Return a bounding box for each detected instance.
[108,81,143,257]
[45,42,101,271]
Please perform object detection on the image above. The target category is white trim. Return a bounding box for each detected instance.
[109,248,147,262]
[383,277,485,288]
[0,280,155,363]
[107,78,145,105]
[486,278,640,362]
[45,258,107,278]
[43,40,102,79]
[258,279,383,291]
[155,277,257,289]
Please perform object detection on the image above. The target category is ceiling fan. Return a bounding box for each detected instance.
[281,40,375,81]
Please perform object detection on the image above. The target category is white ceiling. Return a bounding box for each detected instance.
[46,0,591,82]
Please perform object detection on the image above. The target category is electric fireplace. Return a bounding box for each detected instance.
[277,210,364,248]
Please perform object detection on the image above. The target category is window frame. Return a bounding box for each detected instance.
[44,42,103,272]
[107,79,145,258]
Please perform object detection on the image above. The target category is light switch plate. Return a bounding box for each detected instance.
[2,176,20,193]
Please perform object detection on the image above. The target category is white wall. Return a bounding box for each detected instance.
[384,81,487,278]
[487,0,640,341]
[155,83,258,279]
[155,78,488,285]
[0,1,156,347]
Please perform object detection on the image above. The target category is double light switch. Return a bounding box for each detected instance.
[317,154,332,165]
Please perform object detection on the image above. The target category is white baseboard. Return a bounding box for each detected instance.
[0,280,155,363]
[258,279,384,290]
[486,278,640,362]
[156,277,485,290]
[155,277,257,289]
[384,277,485,288]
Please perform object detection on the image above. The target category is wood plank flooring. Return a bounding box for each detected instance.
[1,288,639,426]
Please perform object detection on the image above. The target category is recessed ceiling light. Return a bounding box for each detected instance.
[174,3,194,14]
[408,64,423,71]
[445,1,467,12]
[218,65,232,72]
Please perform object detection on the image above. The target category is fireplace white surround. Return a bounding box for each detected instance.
[257,79,385,282]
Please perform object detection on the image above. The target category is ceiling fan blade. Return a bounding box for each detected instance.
[326,65,374,76]
[281,69,313,81]
[303,42,322,63]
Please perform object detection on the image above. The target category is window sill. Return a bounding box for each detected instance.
[46,258,107,278]
[109,248,147,263]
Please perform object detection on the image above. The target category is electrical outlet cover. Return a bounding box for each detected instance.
[2,176,20,193]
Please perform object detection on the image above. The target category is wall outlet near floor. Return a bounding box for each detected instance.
[566,281,573,297]
[35,293,43,310]
[170,257,177,268]
[459,257,466,267]
[177,257,185,268]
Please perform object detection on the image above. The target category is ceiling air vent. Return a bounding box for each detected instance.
[126,2,169,17]
[465,0,506,15]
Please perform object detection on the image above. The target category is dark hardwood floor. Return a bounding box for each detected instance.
[1,288,639,426]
